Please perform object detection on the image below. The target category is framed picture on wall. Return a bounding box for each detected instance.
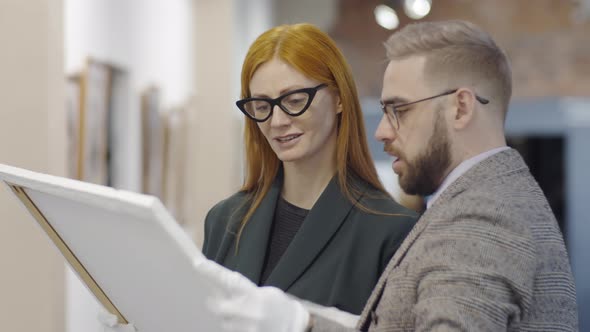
[162,105,188,225]
[107,65,130,189]
[66,74,82,180]
[80,59,112,185]
[141,86,165,199]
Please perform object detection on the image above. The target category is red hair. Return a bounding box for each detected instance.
[237,23,388,241]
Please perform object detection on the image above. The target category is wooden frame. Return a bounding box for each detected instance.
[79,59,112,185]
[7,183,127,324]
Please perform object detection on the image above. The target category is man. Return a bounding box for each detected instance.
[102,20,578,332]
[337,19,579,331]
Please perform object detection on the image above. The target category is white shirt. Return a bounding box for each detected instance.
[426,146,510,210]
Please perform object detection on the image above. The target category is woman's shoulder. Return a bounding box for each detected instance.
[345,188,418,269]
[207,191,251,219]
[203,191,250,257]
[362,193,416,214]
[354,188,419,228]
[205,191,252,235]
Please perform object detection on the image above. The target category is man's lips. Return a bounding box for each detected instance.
[384,145,400,160]
[384,145,403,174]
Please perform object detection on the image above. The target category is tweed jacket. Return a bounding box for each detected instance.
[202,173,417,314]
[313,149,578,331]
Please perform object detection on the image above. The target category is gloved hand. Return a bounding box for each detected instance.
[97,311,137,332]
[193,257,310,332]
[298,298,359,328]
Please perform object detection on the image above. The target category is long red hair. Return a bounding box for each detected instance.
[237,23,389,241]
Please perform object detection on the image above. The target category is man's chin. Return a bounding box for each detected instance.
[399,176,437,197]
[398,176,416,196]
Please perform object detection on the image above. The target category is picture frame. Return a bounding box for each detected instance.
[140,86,165,198]
[162,105,189,225]
[65,74,82,180]
[79,59,112,185]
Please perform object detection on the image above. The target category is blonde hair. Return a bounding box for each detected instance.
[236,23,389,244]
[384,20,512,116]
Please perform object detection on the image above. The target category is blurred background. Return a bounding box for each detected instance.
[1,0,588,331]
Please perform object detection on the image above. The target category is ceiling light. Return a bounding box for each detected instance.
[374,4,400,30]
[404,0,432,20]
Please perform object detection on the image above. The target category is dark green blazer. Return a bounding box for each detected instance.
[202,174,417,314]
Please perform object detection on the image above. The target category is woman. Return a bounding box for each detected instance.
[202,23,416,315]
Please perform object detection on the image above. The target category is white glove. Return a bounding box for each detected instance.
[193,258,310,332]
[97,311,137,332]
[297,298,359,328]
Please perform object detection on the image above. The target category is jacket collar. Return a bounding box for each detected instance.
[233,171,365,289]
[359,148,527,327]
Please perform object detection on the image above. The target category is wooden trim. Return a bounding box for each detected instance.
[8,184,128,324]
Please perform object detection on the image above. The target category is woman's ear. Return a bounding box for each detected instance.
[336,95,343,114]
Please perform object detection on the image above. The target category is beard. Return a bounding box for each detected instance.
[398,112,452,196]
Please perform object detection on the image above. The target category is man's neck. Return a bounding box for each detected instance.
[426,145,509,209]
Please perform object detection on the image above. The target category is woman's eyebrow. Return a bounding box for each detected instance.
[251,85,305,99]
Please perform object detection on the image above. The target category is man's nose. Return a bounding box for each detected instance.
[375,114,397,142]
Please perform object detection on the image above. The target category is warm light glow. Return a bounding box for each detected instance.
[374,4,400,30]
[404,0,432,20]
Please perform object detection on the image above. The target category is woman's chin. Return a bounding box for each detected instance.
[275,150,304,163]
[276,154,301,163]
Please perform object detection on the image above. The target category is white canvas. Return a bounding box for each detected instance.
[0,164,225,332]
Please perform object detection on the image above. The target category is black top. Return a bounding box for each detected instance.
[260,197,309,284]
[202,173,418,314]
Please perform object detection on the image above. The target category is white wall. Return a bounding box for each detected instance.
[65,0,194,108]
[64,1,195,331]
[65,0,194,192]
[0,1,66,331]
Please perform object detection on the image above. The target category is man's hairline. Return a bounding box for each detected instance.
[384,54,449,99]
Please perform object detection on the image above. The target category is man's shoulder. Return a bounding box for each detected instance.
[439,160,544,216]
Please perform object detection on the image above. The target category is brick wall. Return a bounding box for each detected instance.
[328,0,590,98]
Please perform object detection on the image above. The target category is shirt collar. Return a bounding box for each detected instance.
[426,146,510,209]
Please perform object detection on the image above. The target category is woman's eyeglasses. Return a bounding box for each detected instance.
[236,84,328,122]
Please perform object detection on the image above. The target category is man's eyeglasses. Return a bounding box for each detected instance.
[380,89,490,129]
[236,84,328,122]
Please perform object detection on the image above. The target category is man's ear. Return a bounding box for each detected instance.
[453,88,476,130]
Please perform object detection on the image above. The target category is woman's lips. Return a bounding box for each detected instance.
[274,133,303,147]
[275,133,302,142]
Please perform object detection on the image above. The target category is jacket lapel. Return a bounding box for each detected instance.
[264,176,361,291]
[359,149,526,327]
[231,177,282,284]
[358,203,433,325]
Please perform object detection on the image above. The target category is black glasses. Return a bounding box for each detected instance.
[236,84,328,122]
[380,89,490,129]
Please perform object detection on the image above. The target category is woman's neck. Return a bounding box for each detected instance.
[281,153,337,210]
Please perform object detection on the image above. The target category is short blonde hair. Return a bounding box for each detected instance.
[384,20,512,115]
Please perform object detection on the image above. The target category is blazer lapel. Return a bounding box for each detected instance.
[358,204,433,325]
[231,177,282,284]
[264,176,360,291]
[359,149,526,327]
